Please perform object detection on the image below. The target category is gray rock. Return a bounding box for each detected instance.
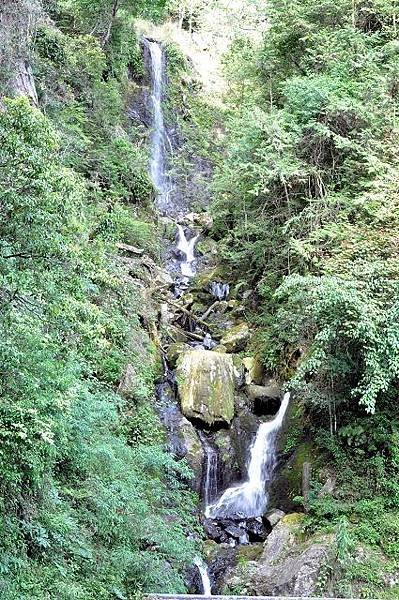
[249,515,332,597]
[265,508,286,528]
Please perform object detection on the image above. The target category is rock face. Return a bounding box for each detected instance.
[176,349,235,426]
[156,382,204,491]
[243,356,264,385]
[220,322,250,352]
[247,383,282,415]
[249,514,331,597]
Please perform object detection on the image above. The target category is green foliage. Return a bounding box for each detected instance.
[211,1,399,595]
[0,90,195,599]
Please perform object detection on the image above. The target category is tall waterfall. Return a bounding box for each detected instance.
[146,38,210,593]
[206,392,291,519]
[145,38,168,212]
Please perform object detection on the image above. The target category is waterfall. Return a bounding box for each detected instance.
[145,38,168,212]
[177,224,199,277]
[146,38,212,592]
[194,556,212,596]
[210,282,230,301]
[206,392,290,519]
[198,432,219,506]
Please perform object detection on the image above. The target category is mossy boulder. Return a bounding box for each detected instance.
[176,349,235,426]
[221,322,250,352]
[166,342,191,368]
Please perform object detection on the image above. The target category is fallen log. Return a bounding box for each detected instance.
[116,242,144,255]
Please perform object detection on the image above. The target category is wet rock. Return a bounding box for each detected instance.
[156,382,203,490]
[225,524,247,541]
[242,356,265,385]
[203,519,229,543]
[204,516,269,546]
[214,428,240,490]
[176,349,235,426]
[245,517,271,542]
[247,383,281,415]
[265,508,286,528]
[220,322,250,352]
[249,514,332,597]
[166,342,191,368]
[229,410,260,475]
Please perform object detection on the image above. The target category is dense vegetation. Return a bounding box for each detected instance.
[0,1,198,598]
[211,0,399,596]
[2,0,399,597]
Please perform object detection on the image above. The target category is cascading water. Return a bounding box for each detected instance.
[194,557,212,596]
[146,38,211,593]
[177,224,199,277]
[145,38,168,212]
[206,392,290,519]
[198,432,219,507]
[210,282,230,301]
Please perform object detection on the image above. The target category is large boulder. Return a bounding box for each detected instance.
[249,514,332,597]
[220,322,250,352]
[176,349,235,426]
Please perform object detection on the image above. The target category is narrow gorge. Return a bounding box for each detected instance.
[141,37,316,597]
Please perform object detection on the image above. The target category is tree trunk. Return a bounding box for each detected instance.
[102,0,120,47]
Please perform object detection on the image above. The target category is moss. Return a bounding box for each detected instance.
[283,441,317,494]
[237,543,263,562]
[282,512,305,527]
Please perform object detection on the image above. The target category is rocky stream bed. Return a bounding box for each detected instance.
[130,36,334,599]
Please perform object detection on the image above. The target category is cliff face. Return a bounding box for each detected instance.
[0,0,39,103]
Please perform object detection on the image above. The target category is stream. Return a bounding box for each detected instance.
[143,37,290,595]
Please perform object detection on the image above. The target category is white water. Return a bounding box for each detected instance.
[206,392,291,519]
[146,39,168,210]
[210,282,230,301]
[194,556,212,596]
[177,224,199,277]
[146,39,211,592]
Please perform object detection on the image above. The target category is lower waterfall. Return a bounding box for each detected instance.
[206,392,291,519]
[194,556,212,596]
